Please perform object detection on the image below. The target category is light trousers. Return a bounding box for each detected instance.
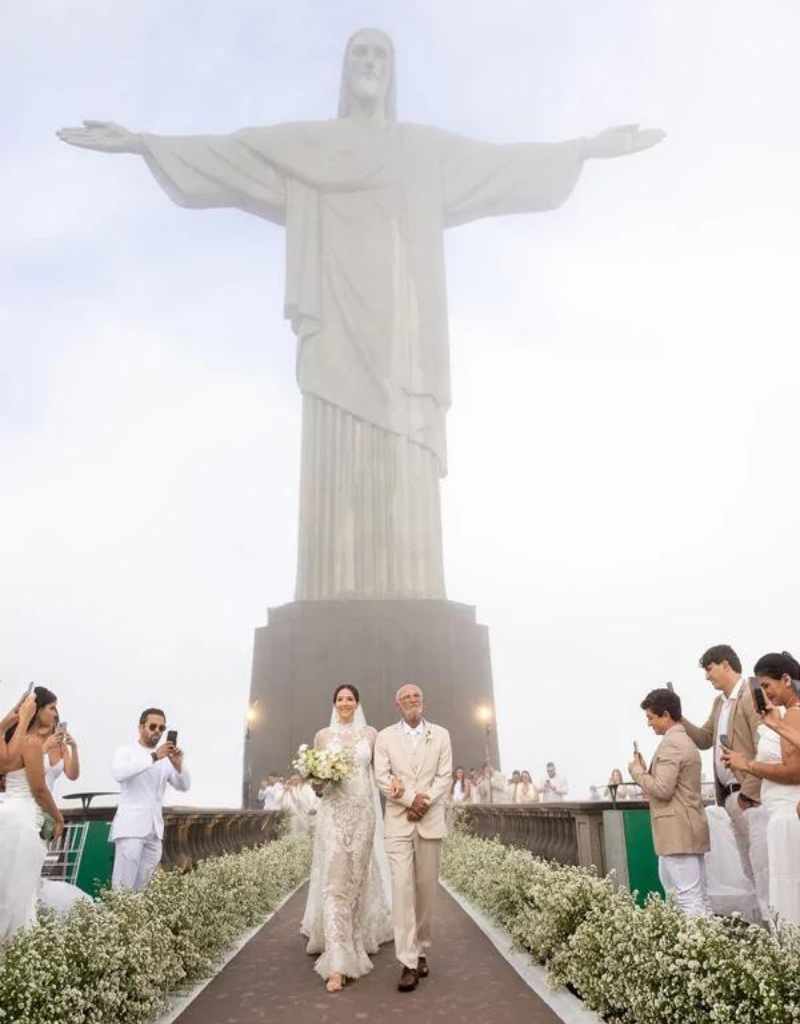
[112,834,162,892]
[724,791,770,919]
[659,853,712,918]
[384,831,441,970]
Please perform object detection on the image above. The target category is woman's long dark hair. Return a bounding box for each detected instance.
[754,651,800,682]
[4,685,57,744]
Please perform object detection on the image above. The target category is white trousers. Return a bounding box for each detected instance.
[112,834,162,892]
[384,831,441,970]
[724,791,770,919]
[659,854,712,918]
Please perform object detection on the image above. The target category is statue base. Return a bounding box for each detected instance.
[243,599,499,805]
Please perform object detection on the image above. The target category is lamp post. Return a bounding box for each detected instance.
[476,704,494,804]
[242,699,260,809]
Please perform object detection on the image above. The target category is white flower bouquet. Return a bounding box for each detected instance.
[292,743,353,787]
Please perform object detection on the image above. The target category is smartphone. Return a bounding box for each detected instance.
[55,721,67,735]
[719,733,730,749]
[665,681,674,692]
[166,729,178,746]
[633,740,639,755]
[749,677,768,715]
[24,681,34,698]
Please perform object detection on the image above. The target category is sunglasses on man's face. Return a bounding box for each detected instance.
[146,723,166,733]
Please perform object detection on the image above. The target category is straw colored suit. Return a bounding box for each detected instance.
[374,720,453,970]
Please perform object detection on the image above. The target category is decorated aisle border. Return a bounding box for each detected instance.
[0,834,312,1024]
[441,830,800,1024]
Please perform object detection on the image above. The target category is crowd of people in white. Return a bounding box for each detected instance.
[0,695,190,943]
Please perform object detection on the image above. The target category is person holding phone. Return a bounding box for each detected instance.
[43,715,81,795]
[722,652,800,925]
[681,644,768,919]
[629,687,711,917]
[110,708,191,891]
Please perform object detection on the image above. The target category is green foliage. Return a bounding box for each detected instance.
[0,835,311,1024]
[442,832,800,1024]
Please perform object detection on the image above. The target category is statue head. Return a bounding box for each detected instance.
[338,27,396,121]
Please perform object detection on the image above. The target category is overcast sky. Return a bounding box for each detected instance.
[3,1,799,805]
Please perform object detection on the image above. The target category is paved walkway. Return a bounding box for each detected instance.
[174,883,563,1024]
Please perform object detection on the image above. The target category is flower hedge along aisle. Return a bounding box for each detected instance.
[442,830,800,1024]
[0,833,311,1024]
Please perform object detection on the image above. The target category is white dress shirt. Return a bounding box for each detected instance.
[715,678,743,787]
[110,744,191,841]
[541,773,569,800]
[401,718,426,746]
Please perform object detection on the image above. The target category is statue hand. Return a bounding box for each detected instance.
[584,124,666,160]
[56,120,143,155]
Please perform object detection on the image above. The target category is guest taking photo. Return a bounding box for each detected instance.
[110,708,191,891]
[722,652,800,926]
[630,687,711,918]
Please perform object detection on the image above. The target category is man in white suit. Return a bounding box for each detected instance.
[374,683,453,992]
[110,707,191,891]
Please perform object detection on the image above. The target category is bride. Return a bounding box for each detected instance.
[301,683,393,992]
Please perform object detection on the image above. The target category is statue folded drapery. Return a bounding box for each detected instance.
[141,121,584,598]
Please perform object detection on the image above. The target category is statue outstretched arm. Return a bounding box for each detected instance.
[581,123,666,160]
[57,120,144,154]
[57,120,286,222]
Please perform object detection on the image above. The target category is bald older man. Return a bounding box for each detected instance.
[374,684,453,992]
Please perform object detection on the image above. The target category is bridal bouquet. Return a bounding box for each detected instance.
[292,743,354,786]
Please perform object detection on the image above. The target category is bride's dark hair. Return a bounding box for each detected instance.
[332,683,360,705]
[4,685,58,744]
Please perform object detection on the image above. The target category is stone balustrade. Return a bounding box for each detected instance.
[62,805,284,872]
[454,801,649,873]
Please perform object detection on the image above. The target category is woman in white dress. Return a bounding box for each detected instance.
[43,713,81,795]
[281,774,318,835]
[514,770,540,804]
[301,684,392,993]
[0,687,65,942]
[450,766,472,804]
[723,652,800,926]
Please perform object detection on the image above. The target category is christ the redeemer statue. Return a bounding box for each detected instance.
[58,28,664,602]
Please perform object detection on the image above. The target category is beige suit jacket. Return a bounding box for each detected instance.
[681,683,762,804]
[630,723,710,857]
[374,721,453,840]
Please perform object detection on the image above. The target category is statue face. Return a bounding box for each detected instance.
[346,29,391,106]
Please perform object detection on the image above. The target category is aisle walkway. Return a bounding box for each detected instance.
[173,883,563,1024]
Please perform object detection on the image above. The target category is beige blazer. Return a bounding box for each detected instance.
[630,723,710,857]
[374,721,453,840]
[682,683,762,804]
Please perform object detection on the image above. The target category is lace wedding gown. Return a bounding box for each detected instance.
[301,723,393,980]
[0,767,46,941]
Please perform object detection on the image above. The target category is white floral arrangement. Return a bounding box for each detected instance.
[0,833,311,1024]
[442,829,800,1024]
[292,743,353,785]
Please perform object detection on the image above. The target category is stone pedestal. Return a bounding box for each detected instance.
[244,599,499,803]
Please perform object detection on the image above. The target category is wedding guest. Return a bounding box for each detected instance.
[0,687,65,941]
[450,767,471,804]
[722,652,800,925]
[514,770,539,804]
[110,708,190,891]
[507,769,522,802]
[259,775,286,811]
[589,785,601,801]
[43,714,80,795]
[681,644,768,918]
[604,768,633,801]
[630,687,711,917]
[281,774,318,835]
[541,762,568,801]
[467,769,483,803]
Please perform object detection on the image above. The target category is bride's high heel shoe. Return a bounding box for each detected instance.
[326,973,344,993]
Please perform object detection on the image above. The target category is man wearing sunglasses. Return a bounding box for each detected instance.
[110,707,191,891]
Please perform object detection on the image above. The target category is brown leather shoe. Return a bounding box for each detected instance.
[398,966,419,992]
[417,956,429,978]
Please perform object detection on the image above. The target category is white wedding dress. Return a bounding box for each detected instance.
[301,715,392,980]
[0,767,46,941]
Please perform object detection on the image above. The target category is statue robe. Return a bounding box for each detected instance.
[142,120,584,599]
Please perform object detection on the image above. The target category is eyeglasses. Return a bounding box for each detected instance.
[146,723,166,733]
